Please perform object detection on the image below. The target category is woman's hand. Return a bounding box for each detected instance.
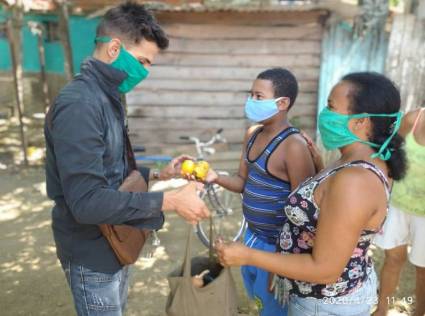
[215,240,251,267]
[301,131,324,173]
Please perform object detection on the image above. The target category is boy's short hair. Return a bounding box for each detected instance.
[257,68,298,109]
[96,1,169,50]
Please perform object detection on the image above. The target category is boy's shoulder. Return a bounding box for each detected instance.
[284,131,308,146]
[277,131,310,157]
[244,124,263,141]
[246,124,262,135]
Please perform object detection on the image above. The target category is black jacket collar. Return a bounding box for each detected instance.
[80,57,127,99]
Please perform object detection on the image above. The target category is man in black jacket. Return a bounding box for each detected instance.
[44,3,209,315]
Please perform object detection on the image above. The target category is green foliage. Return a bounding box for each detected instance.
[389,0,400,7]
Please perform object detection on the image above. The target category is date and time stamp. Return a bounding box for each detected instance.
[322,296,415,305]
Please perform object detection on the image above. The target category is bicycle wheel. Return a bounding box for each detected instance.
[195,183,246,248]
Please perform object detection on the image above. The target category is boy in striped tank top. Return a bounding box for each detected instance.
[207,68,316,316]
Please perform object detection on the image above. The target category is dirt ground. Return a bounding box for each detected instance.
[0,167,256,316]
[0,166,417,315]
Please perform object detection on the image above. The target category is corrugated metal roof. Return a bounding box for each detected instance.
[84,2,328,19]
[81,1,329,19]
[145,2,325,13]
[1,0,330,16]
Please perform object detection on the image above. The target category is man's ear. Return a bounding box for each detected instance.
[277,97,291,112]
[106,38,121,62]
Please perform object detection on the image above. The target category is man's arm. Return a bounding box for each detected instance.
[52,98,164,225]
[138,166,151,185]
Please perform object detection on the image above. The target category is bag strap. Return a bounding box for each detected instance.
[182,216,215,277]
[123,128,137,173]
[96,85,136,177]
[412,107,425,134]
[183,225,193,277]
[209,216,215,270]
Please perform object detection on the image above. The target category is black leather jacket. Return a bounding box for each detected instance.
[44,57,164,273]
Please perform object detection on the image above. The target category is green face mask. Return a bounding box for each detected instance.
[95,36,149,93]
[318,107,403,161]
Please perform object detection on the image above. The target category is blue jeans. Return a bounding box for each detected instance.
[61,261,130,316]
[241,228,288,316]
[288,269,378,316]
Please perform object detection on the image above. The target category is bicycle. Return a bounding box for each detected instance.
[134,128,246,249]
[179,128,247,248]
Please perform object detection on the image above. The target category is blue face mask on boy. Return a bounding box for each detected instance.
[244,97,284,122]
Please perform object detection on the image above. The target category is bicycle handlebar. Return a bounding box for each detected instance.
[179,129,225,144]
[179,129,226,159]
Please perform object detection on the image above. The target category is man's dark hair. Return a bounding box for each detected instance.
[96,1,169,49]
[257,68,298,109]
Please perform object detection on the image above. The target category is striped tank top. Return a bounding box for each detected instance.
[243,126,299,242]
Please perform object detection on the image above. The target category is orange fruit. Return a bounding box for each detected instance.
[181,160,195,176]
[193,160,210,181]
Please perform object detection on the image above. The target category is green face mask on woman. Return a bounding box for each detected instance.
[95,36,149,93]
[318,107,403,161]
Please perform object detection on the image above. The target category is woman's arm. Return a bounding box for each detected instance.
[216,167,382,284]
[300,130,325,173]
[398,108,422,138]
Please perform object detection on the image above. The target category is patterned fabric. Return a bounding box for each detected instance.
[243,126,299,241]
[275,160,390,302]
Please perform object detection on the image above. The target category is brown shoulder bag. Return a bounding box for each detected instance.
[99,130,151,265]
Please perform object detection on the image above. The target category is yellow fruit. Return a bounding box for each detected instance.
[193,160,210,181]
[196,160,209,170]
[181,160,195,176]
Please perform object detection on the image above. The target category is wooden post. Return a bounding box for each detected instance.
[29,21,51,113]
[417,0,425,18]
[56,0,74,81]
[6,6,29,166]
[386,14,425,111]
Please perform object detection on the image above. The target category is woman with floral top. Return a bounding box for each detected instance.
[216,72,407,315]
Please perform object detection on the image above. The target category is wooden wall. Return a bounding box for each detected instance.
[386,14,425,112]
[127,11,327,156]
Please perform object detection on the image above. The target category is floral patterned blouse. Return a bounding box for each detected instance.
[274,160,390,302]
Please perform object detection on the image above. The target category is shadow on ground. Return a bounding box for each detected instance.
[0,167,415,315]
